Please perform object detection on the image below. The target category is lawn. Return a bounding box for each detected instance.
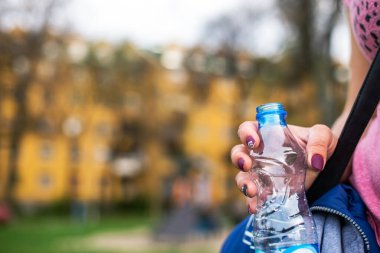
[0,214,225,253]
[0,214,152,253]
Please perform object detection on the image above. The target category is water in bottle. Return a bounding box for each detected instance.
[250,102,319,253]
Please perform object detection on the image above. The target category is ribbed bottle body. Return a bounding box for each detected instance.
[251,103,319,253]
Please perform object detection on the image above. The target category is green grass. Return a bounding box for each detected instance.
[0,213,223,253]
[0,214,153,253]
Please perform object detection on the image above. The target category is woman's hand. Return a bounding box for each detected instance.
[231,121,338,214]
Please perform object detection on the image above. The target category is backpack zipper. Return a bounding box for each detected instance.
[311,206,370,252]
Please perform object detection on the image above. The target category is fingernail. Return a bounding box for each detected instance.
[248,206,253,214]
[311,154,324,171]
[246,136,255,149]
[241,184,248,197]
[238,158,245,171]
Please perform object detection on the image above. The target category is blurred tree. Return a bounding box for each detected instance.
[202,4,261,77]
[0,0,66,206]
[199,3,263,132]
[202,0,343,124]
[278,0,341,124]
[278,0,315,79]
[184,47,213,102]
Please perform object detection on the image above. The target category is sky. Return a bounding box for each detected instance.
[66,0,251,46]
[65,0,350,63]
[3,0,350,63]
[65,0,290,56]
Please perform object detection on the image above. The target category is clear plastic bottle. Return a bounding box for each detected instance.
[250,102,319,253]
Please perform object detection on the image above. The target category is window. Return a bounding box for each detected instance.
[40,141,53,160]
[39,173,52,188]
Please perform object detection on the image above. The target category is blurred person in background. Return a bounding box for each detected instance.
[224,0,380,251]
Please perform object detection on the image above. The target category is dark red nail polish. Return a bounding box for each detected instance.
[311,154,324,171]
[246,136,255,149]
[238,158,245,171]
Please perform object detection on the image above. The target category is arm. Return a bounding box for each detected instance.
[331,26,370,137]
[331,8,370,182]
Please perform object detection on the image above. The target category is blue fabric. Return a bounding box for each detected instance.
[312,184,380,253]
[220,184,380,253]
[221,215,253,253]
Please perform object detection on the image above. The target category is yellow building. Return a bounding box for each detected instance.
[0,35,121,205]
[184,78,239,205]
[0,34,243,211]
[15,133,70,203]
[16,81,118,204]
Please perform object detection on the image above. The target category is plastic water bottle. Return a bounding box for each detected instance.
[250,102,319,253]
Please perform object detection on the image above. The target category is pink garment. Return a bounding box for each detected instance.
[344,0,380,61]
[344,0,380,245]
[350,104,380,246]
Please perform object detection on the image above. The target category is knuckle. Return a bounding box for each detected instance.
[231,144,242,153]
[237,121,248,133]
[235,172,242,183]
[310,137,328,150]
[235,171,247,185]
[230,144,244,159]
[313,124,330,132]
[239,121,251,129]
[230,145,239,156]
[237,121,255,137]
[310,124,333,150]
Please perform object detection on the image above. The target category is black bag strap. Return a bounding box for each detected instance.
[307,49,380,204]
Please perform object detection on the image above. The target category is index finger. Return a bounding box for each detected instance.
[237,121,260,149]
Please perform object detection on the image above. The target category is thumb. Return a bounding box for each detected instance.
[306,124,335,172]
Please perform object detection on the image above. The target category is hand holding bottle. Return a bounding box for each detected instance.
[231,117,338,214]
[233,103,337,252]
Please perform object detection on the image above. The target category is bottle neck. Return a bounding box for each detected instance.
[257,114,287,128]
[256,103,287,129]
